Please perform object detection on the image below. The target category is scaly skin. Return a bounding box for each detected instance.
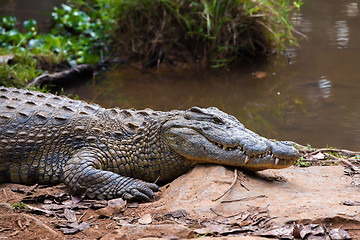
[0,87,299,201]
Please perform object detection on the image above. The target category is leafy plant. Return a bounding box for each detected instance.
[0,3,110,66]
[0,3,114,86]
[11,202,28,211]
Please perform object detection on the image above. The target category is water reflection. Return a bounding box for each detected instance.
[318,76,332,99]
[292,12,312,33]
[344,2,358,17]
[334,20,349,49]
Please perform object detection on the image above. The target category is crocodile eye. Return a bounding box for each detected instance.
[212,116,224,125]
[189,107,204,114]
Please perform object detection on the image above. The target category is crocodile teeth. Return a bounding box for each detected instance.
[244,156,250,164]
[222,145,227,151]
[274,158,279,165]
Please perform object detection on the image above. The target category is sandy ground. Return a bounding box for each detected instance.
[0,162,359,240]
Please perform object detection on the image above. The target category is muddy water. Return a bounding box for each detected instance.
[2,1,360,150]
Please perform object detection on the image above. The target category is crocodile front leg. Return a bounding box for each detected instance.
[63,147,159,201]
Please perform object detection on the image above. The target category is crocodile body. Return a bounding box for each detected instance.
[0,87,299,200]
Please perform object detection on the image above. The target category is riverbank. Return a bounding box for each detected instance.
[0,0,302,89]
[0,146,358,239]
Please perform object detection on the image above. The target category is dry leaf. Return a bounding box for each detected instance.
[138,213,152,225]
[108,198,126,208]
[329,229,351,240]
[166,209,187,218]
[311,152,326,160]
[60,222,90,234]
[64,209,77,222]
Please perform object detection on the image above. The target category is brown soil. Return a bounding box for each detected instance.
[0,162,359,240]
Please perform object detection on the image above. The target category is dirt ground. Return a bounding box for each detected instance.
[0,155,359,240]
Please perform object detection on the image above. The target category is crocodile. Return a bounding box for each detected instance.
[0,87,299,201]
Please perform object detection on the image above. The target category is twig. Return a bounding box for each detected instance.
[78,210,87,223]
[308,148,360,156]
[296,144,360,157]
[212,168,238,201]
[221,194,267,203]
[209,207,244,218]
[6,230,19,237]
[341,159,360,171]
[27,184,39,195]
[299,159,339,164]
[2,188,7,198]
[154,175,161,185]
[240,182,250,192]
[105,221,116,229]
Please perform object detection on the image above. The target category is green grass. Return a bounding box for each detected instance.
[70,0,303,67]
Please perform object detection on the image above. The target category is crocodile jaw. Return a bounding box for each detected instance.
[162,107,299,171]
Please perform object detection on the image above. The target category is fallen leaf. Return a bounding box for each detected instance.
[108,198,126,208]
[71,194,84,204]
[42,204,69,211]
[60,222,90,234]
[310,224,325,236]
[22,193,70,204]
[292,224,301,238]
[300,225,312,239]
[311,152,326,160]
[329,228,351,240]
[138,213,152,225]
[128,202,139,208]
[260,224,294,238]
[64,209,77,222]
[166,209,187,218]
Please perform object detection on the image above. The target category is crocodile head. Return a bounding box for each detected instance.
[162,107,300,171]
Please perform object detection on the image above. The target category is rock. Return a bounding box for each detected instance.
[160,164,360,225]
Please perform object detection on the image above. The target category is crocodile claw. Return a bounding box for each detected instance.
[120,180,160,201]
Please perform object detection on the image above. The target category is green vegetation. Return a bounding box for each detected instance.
[294,158,310,167]
[0,0,302,87]
[11,202,28,211]
[0,4,110,87]
[71,0,303,68]
[0,5,108,65]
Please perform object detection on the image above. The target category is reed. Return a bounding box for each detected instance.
[71,0,303,67]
